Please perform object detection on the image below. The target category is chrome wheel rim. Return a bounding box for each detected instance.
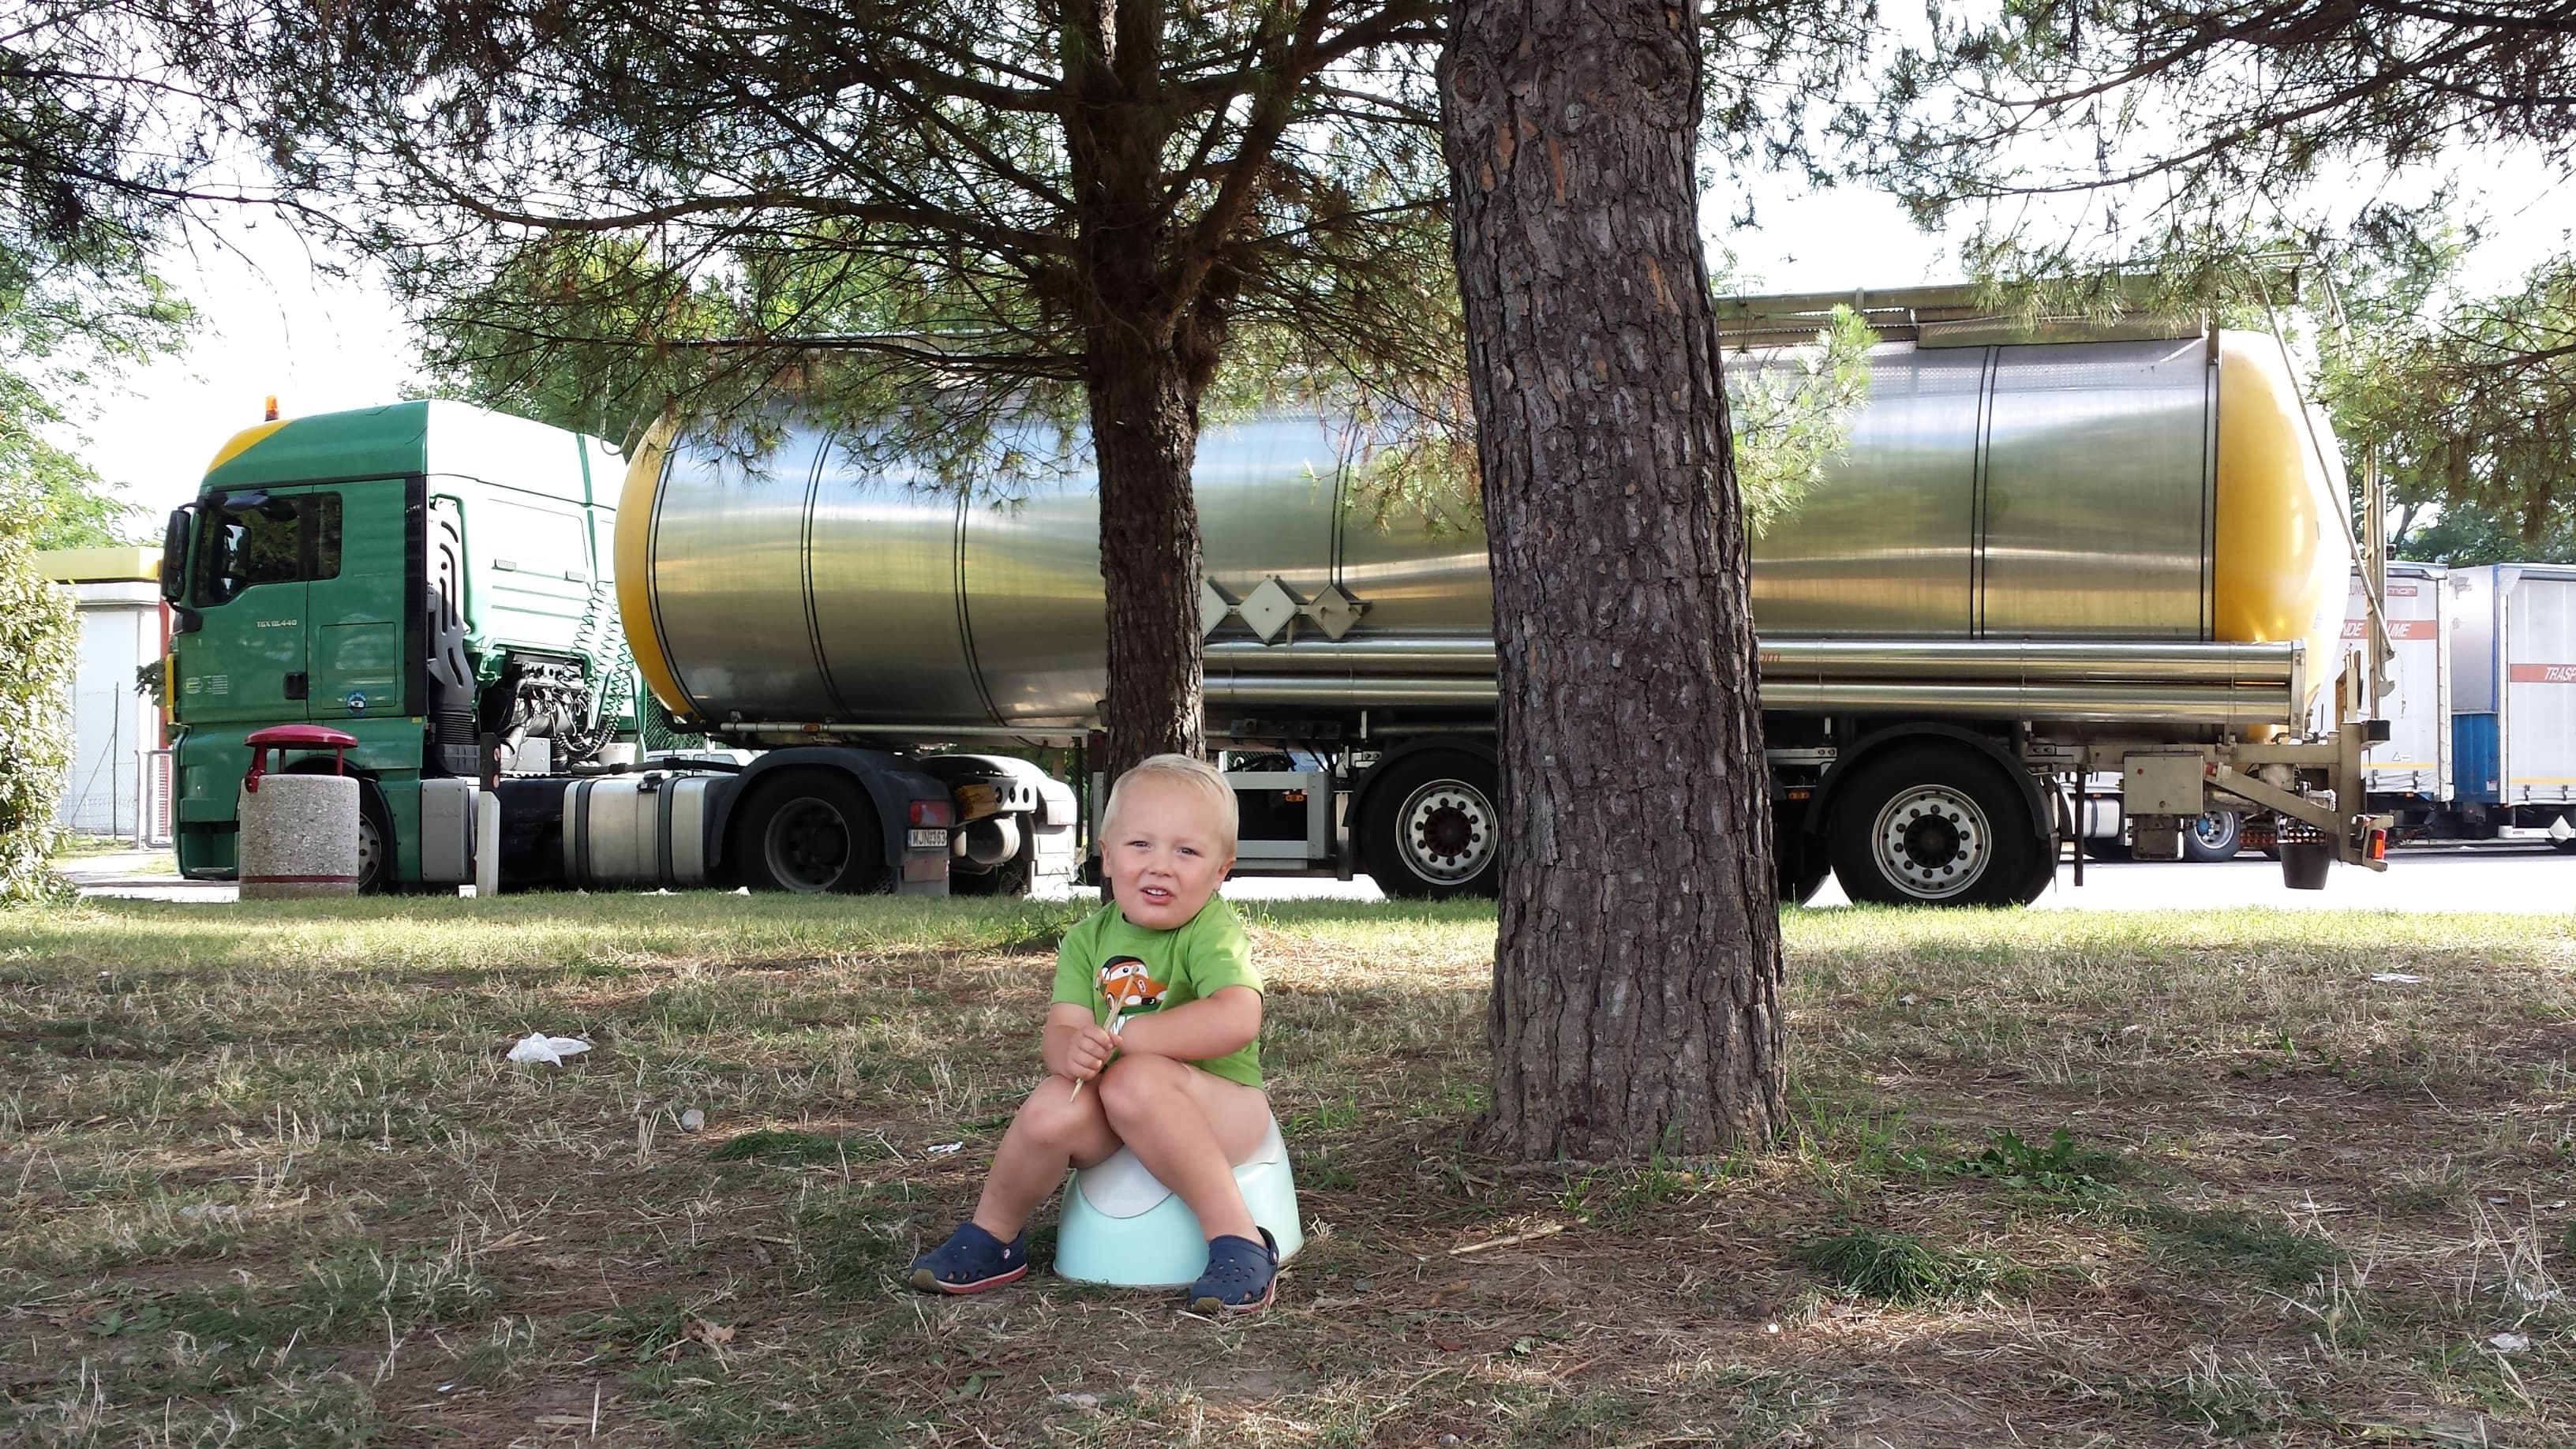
[1397,778,1496,886]
[1870,785,1990,900]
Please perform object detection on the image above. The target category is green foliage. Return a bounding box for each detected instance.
[1871,0,2576,245]
[0,373,144,549]
[1944,1127,2114,1197]
[211,2,1453,467]
[2391,497,2576,567]
[1799,1224,1999,1305]
[2320,251,2576,547]
[1726,305,1875,534]
[0,488,78,903]
[1557,1149,1701,1225]
[2,5,197,542]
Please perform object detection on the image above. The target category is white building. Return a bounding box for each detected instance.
[36,548,167,841]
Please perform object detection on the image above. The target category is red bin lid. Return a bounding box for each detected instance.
[245,724,359,749]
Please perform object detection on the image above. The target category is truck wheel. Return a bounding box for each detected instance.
[285,763,395,893]
[1360,751,1501,900]
[354,784,395,894]
[1826,744,2043,908]
[734,771,885,893]
[2181,810,2242,863]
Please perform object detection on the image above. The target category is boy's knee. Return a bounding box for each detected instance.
[1019,1079,1103,1145]
[1095,1054,1181,1121]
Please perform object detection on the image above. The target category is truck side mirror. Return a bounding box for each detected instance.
[159,505,193,602]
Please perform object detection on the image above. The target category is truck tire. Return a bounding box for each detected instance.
[1826,744,2045,908]
[732,770,886,893]
[1360,751,1501,900]
[2181,810,2242,863]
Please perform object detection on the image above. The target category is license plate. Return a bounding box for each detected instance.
[907,828,949,850]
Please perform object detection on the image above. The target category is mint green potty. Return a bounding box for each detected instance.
[1053,1118,1303,1287]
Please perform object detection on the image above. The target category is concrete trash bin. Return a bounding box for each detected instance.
[1053,1117,1303,1288]
[238,725,361,899]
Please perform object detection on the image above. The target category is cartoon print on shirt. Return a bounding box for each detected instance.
[1098,955,1170,1016]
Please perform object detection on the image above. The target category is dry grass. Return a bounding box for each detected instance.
[2,893,2570,1447]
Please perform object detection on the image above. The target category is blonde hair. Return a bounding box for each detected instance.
[1103,753,1239,853]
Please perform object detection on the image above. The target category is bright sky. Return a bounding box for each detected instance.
[63,164,2574,524]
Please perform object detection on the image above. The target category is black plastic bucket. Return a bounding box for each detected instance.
[2278,841,2332,890]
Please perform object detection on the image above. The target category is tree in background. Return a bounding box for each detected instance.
[1867,1,2576,243]
[1444,0,1784,1159]
[170,0,1450,775]
[0,484,79,900]
[3,4,201,889]
[0,377,144,550]
[2317,246,2576,562]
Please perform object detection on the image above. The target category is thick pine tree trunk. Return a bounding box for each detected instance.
[1067,7,1210,781]
[1441,0,1785,1160]
[1085,333,1208,781]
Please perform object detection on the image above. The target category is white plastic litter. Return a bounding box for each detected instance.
[679,1109,706,1133]
[2369,972,2424,984]
[506,1033,593,1065]
[925,1140,964,1156]
[2489,1331,2532,1353]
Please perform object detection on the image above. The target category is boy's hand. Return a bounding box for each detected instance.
[1061,1021,1120,1082]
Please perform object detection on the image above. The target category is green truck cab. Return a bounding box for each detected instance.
[161,401,634,886]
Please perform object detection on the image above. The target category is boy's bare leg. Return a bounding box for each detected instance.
[970,1076,1121,1241]
[1096,1055,1272,1243]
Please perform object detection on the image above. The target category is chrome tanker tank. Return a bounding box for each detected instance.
[617,328,2350,738]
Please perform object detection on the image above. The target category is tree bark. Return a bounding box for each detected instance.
[1085,333,1208,780]
[1441,0,1785,1159]
[1066,1,1211,780]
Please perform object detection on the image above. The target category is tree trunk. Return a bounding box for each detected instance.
[1086,333,1208,781]
[1066,6,1210,781]
[1441,0,1785,1159]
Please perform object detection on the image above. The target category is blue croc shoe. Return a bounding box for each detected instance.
[1186,1227,1279,1313]
[908,1222,1028,1295]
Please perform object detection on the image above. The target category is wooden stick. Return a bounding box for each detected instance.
[1448,1222,1566,1256]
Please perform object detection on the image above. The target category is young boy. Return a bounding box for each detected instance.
[908,754,1281,1311]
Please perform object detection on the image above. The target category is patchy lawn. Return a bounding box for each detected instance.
[2,895,2570,1446]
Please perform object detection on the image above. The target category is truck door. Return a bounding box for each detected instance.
[180,488,328,724]
[302,479,410,722]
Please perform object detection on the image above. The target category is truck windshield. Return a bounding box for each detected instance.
[194,491,342,605]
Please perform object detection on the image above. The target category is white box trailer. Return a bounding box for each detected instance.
[2447,563,2576,846]
[2346,564,2452,803]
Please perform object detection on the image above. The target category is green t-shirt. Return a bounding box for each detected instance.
[1050,896,1264,1088]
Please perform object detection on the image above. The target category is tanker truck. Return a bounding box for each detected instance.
[157,288,2390,904]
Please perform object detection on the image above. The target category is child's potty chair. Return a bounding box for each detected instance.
[1054,1117,1303,1287]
